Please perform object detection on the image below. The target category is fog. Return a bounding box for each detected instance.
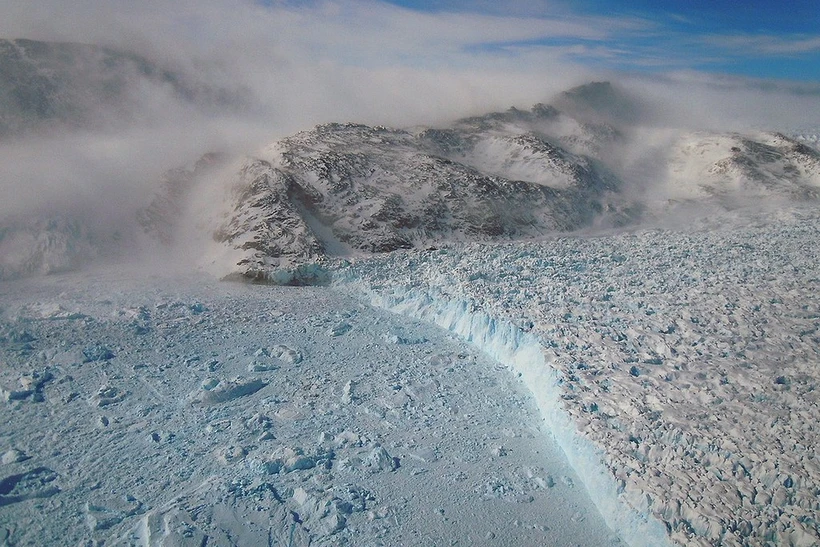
[0,0,818,277]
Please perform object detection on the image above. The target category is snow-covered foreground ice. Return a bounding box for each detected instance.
[0,269,621,546]
[334,205,820,547]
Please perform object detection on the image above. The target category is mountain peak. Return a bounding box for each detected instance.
[554,81,645,125]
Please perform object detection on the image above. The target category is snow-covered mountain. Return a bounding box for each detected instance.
[2,77,820,282]
[160,84,818,283]
[204,113,628,282]
[660,131,820,201]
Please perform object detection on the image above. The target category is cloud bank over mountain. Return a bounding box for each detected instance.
[0,1,818,279]
[1,0,818,132]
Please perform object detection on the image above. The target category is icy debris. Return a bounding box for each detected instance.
[271,344,303,364]
[288,483,375,537]
[335,204,820,547]
[1,449,29,465]
[408,447,437,463]
[18,370,53,392]
[204,419,232,434]
[85,504,123,532]
[286,454,316,472]
[292,487,310,506]
[1,386,33,403]
[263,447,335,475]
[491,445,509,457]
[215,445,248,464]
[0,329,38,356]
[86,504,126,531]
[91,385,127,407]
[290,487,347,536]
[4,329,35,343]
[16,303,86,321]
[366,505,392,522]
[334,430,361,446]
[149,431,175,444]
[130,506,209,547]
[0,467,59,505]
[244,412,273,432]
[84,496,143,532]
[248,344,303,371]
[341,380,357,404]
[196,377,267,405]
[365,446,398,472]
[328,321,352,336]
[480,466,557,503]
[382,328,427,345]
[201,377,219,391]
[82,344,115,362]
[247,360,278,373]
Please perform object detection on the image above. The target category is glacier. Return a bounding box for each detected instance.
[333,203,820,546]
[0,267,625,546]
[2,65,820,546]
[332,280,674,547]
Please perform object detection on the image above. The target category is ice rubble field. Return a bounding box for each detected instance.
[0,205,818,547]
[0,270,622,546]
[334,205,820,547]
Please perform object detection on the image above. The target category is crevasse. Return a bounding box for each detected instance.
[335,279,672,547]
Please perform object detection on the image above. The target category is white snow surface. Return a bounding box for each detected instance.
[2,202,819,547]
[0,268,621,546]
[333,204,820,547]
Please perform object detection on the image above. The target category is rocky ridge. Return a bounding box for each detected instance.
[191,88,820,282]
[197,93,640,282]
[662,131,820,201]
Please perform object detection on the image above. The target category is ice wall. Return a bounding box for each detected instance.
[334,279,673,547]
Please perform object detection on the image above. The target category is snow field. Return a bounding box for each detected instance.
[0,269,620,546]
[335,204,820,546]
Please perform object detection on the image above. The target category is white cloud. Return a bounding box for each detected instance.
[1,0,819,257]
[0,0,613,128]
[704,34,820,56]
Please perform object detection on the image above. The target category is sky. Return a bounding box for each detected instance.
[382,0,820,81]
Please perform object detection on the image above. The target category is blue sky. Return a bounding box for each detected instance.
[381,0,820,81]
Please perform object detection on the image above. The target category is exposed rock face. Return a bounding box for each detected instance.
[208,106,632,281]
[707,133,820,198]
[664,131,820,201]
[213,159,326,283]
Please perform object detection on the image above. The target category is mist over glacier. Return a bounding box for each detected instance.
[1,0,819,277]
